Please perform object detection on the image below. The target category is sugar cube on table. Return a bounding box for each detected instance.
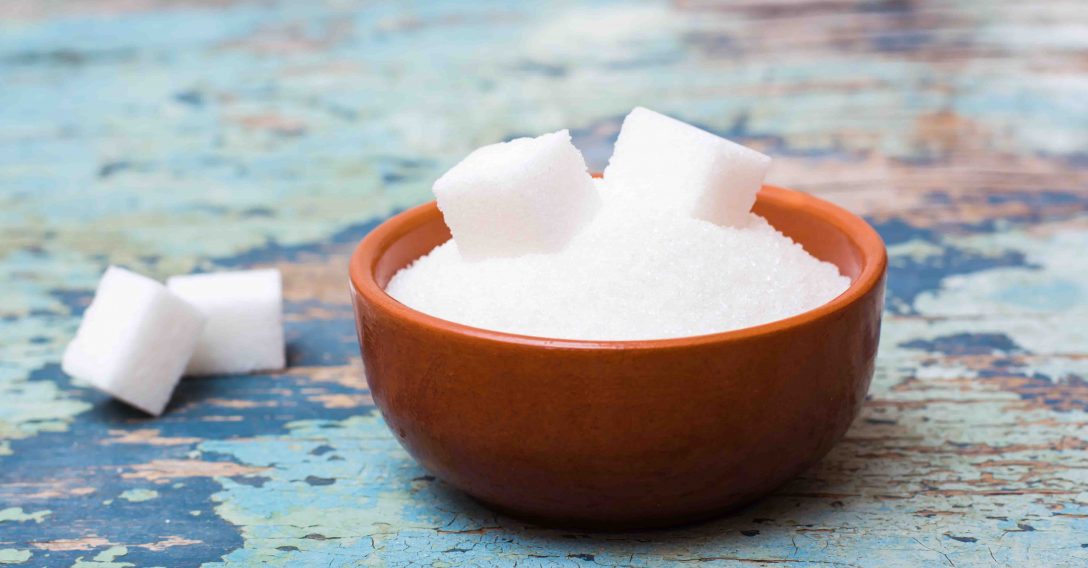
[167,269,285,376]
[604,107,771,228]
[433,129,601,261]
[62,266,206,416]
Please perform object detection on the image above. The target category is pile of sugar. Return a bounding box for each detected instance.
[387,181,850,341]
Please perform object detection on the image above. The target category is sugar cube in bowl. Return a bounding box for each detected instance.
[605,107,771,228]
[433,129,600,261]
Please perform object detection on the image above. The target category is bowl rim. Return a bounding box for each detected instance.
[349,184,887,351]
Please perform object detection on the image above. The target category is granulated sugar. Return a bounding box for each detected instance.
[386,181,850,341]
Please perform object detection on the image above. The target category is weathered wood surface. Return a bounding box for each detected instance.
[2,0,1087,566]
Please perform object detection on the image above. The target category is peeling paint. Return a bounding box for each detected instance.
[0,550,32,565]
[118,490,158,503]
[2,0,1088,566]
[0,508,50,524]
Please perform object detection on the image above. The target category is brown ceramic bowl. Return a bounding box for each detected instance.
[349,184,886,529]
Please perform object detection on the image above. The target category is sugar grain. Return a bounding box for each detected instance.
[387,181,850,341]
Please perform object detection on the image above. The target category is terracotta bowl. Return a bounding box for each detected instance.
[349,184,886,529]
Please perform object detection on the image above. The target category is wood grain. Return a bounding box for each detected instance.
[1,0,1086,565]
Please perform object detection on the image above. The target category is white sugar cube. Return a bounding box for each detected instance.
[433,129,601,260]
[62,266,206,416]
[604,107,771,227]
[166,269,285,376]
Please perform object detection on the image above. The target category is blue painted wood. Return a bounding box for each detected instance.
[2,1,1088,566]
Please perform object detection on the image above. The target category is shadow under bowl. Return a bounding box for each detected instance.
[349,184,887,529]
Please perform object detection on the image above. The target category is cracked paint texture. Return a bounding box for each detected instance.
[2,0,1088,566]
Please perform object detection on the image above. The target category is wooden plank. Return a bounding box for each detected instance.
[1,0,1086,565]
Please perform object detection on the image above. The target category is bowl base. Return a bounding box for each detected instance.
[469,494,763,532]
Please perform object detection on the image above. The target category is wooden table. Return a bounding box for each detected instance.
[2,1,1087,566]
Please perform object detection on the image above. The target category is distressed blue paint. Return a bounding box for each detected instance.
[899,333,1025,356]
[886,245,1035,313]
[869,218,937,247]
[1,348,374,566]
[871,29,934,53]
[209,217,386,268]
[3,0,1088,566]
[995,279,1082,311]
[0,379,244,568]
[284,318,361,367]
